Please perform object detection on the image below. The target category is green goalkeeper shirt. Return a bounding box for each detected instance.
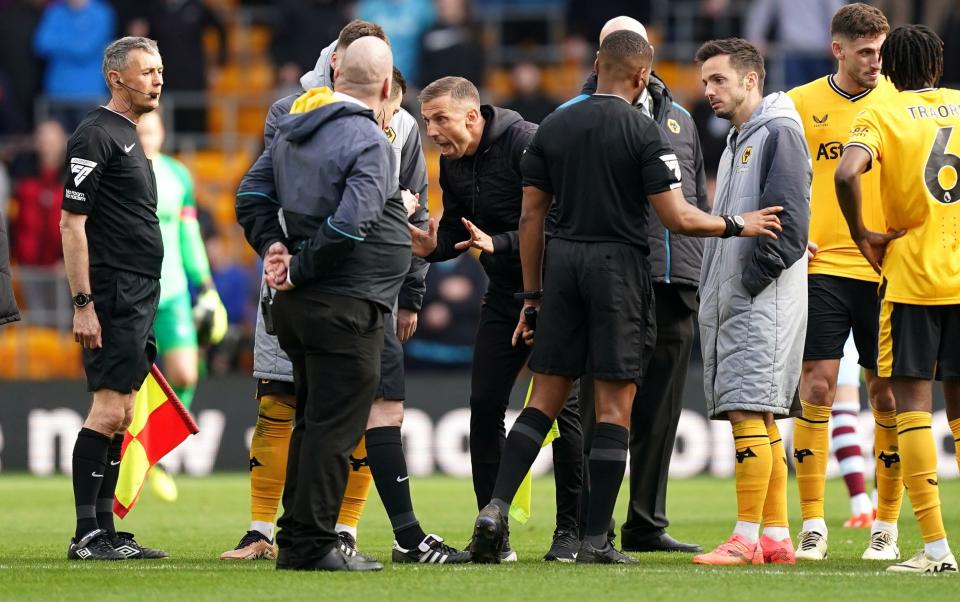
[153,153,212,305]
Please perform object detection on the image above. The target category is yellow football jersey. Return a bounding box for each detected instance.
[847,87,960,305]
[788,75,896,283]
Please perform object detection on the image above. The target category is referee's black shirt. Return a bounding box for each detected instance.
[521,94,682,254]
[61,107,163,278]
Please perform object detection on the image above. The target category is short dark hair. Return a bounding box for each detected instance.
[418,76,480,107]
[337,20,388,50]
[831,3,889,40]
[695,38,765,89]
[391,67,406,98]
[597,30,653,80]
[881,24,943,91]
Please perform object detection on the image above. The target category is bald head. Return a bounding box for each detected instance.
[599,16,647,44]
[335,36,394,102]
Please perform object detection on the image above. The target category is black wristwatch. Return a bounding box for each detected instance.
[721,214,746,238]
[72,292,94,308]
[514,290,543,300]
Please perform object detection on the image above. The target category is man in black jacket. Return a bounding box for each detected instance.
[557,16,707,554]
[412,76,583,562]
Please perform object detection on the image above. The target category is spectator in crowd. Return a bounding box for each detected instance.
[34,0,116,130]
[271,0,352,92]
[0,0,45,133]
[503,61,555,124]
[418,0,485,89]
[745,0,845,89]
[11,119,68,328]
[360,0,435,84]
[130,0,227,133]
[404,255,488,370]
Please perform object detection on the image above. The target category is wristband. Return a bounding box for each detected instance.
[514,290,543,300]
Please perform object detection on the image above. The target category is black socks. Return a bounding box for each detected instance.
[584,423,629,548]
[73,428,111,540]
[489,407,554,517]
[366,426,426,549]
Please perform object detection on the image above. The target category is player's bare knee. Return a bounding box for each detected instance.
[802,367,834,405]
[867,379,896,412]
[367,399,403,428]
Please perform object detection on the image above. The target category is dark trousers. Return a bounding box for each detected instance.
[469,288,583,532]
[577,284,696,540]
[272,289,384,562]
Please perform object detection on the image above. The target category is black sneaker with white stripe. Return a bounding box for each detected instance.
[338,531,377,562]
[68,529,126,560]
[393,534,471,564]
[110,531,169,559]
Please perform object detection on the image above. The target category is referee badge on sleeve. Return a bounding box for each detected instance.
[658,153,682,184]
[70,157,97,186]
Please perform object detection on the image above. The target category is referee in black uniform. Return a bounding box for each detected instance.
[61,37,168,561]
[469,30,783,564]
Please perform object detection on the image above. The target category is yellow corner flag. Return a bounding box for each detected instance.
[113,365,199,518]
[509,377,560,525]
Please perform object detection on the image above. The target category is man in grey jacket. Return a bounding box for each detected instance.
[693,38,810,566]
[231,21,467,566]
[235,37,407,572]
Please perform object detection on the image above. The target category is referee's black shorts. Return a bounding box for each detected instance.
[529,239,656,381]
[803,274,880,369]
[376,308,405,401]
[83,268,159,393]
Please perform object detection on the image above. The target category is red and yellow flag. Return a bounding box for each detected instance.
[113,365,199,518]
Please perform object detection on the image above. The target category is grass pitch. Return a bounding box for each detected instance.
[1,474,958,601]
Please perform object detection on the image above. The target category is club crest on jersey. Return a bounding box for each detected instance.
[741,146,753,165]
[813,114,829,126]
[385,126,396,143]
[70,157,97,186]
[667,118,681,134]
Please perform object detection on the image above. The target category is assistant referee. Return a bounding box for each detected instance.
[61,37,167,561]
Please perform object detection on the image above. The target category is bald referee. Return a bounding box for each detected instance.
[469,30,783,564]
[61,37,167,561]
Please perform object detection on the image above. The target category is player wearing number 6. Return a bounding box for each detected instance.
[835,24,960,575]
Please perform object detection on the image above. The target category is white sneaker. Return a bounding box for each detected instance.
[862,530,900,560]
[887,550,957,574]
[795,530,828,560]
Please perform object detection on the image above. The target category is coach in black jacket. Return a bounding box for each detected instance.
[412,76,583,561]
[560,16,708,553]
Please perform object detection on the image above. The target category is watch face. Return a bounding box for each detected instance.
[733,215,746,227]
[74,293,90,307]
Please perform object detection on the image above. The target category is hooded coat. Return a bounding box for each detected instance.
[242,40,429,382]
[236,86,409,312]
[698,92,811,419]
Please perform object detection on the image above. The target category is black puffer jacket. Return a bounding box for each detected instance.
[427,105,536,295]
[580,72,709,292]
[0,210,21,326]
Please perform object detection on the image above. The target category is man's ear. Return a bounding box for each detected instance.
[383,77,392,101]
[831,39,843,61]
[330,51,338,70]
[593,55,599,74]
[465,105,481,126]
[333,66,341,83]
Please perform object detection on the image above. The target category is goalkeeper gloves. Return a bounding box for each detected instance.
[193,287,228,346]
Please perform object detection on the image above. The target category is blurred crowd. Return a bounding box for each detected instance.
[2,0,960,377]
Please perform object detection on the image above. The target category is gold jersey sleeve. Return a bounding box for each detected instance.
[846,87,960,305]
[788,76,895,283]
